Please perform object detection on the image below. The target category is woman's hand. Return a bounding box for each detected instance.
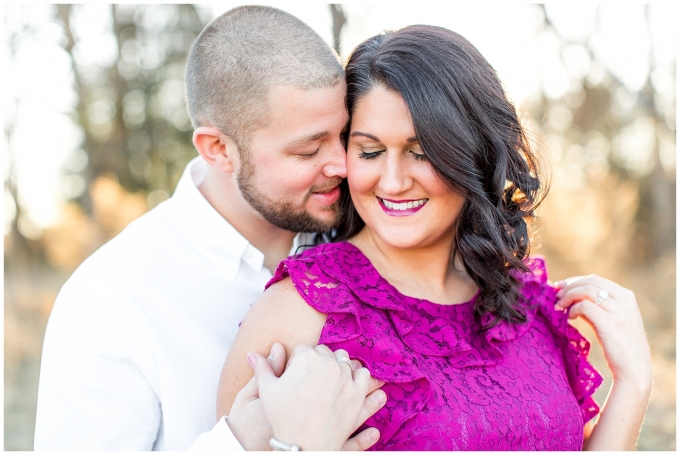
[251,344,386,451]
[554,274,653,450]
[553,274,652,387]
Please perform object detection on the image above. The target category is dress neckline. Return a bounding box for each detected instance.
[340,241,481,310]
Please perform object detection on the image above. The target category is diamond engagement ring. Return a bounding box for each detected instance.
[337,357,355,371]
[594,289,609,306]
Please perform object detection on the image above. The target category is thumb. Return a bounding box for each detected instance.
[249,352,276,390]
[341,427,380,451]
[267,342,287,377]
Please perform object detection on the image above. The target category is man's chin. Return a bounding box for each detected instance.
[260,207,339,233]
[306,205,341,228]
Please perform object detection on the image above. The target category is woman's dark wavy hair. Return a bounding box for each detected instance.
[334,25,548,328]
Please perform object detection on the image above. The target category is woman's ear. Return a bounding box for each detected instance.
[193,126,240,175]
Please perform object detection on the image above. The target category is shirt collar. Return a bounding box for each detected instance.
[170,157,266,280]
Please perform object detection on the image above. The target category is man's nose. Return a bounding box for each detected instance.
[322,138,347,179]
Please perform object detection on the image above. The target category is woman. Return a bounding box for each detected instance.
[217,25,652,450]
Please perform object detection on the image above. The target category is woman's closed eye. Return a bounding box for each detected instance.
[359,150,385,160]
[359,149,427,161]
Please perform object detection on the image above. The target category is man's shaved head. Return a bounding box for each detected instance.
[185,5,344,150]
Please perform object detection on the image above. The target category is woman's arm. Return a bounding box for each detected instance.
[216,277,327,420]
[554,275,653,451]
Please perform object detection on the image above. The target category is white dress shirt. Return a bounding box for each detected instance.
[34,157,303,450]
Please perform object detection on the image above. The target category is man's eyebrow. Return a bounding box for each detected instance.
[284,131,330,149]
[350,131,418,143]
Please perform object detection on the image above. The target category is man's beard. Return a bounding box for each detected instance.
[236,160,341,233]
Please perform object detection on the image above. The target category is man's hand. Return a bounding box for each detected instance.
[226,343,286,450]
[250,344,386,451]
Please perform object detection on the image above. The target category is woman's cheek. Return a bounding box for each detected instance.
[347,160,377,195]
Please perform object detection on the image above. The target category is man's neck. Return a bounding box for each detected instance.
[198,167,296,273]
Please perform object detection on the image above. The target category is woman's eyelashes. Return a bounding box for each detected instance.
[358,149,427,161]
[359,150,384,160]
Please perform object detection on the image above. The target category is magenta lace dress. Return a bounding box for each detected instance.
[267,242,602,451]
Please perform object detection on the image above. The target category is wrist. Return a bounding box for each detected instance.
[612,365,654,392]
[269,437,301,451]
[611,374,653,398]
[225,415,259,451]
[224,416,246,449]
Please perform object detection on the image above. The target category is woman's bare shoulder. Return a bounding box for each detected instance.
[217,276,327,418]
[246,276,326,334]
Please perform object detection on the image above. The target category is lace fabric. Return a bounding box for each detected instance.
[267,242,603,451]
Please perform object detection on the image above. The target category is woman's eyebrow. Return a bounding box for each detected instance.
[350,131,418,143]
[349,131,380,141]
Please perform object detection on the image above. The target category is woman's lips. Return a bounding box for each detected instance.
[378,197,428,216]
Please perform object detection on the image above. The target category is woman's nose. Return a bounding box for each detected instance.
[379,154,412,195]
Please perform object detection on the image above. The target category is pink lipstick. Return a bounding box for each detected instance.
[378,197,428,217]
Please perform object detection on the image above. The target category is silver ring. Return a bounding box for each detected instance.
[594,289,609,306]
[337,357,355,372]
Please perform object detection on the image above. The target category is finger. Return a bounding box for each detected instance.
[366,375,385,394]
[287,343,314,369]
[348,361,385,394]
[554,275,589,288]
[567,299,606,324]
[230,373,260,414]
[333,349,350,360]
[314,344,334,357]
[251,352,277,390]
[351,366,372,391]
[555,284,604,309]
[555,274,620,296]
[341,427,380,451]
[267,342,287,377]
[354,389,387,429]
[334,349,354,373]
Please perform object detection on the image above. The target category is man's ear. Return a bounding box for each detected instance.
[193,126,240,175]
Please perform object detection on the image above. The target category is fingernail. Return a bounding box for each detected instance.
[268,344,278,360]
[370,429,379,442]
[247,352,256,369]
[556,290,564,298]
[554,280,564,288]
[375,391,387,406]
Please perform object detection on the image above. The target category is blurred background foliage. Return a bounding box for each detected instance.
[4,4,675,450]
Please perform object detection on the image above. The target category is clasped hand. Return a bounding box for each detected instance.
[226,342,386,451]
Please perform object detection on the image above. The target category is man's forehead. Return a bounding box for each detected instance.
[259,84,347,134]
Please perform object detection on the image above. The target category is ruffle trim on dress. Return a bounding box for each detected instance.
[267,244,602,424]
[489,255,604,423]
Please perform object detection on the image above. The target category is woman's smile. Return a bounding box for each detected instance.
[378,197,428,216]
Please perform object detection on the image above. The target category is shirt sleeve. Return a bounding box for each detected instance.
[189,417,245,451]
[34,272,162,450]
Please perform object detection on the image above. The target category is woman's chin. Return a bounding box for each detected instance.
[366,226,447,251]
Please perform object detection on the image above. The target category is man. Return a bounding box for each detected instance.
[35,6,381,450]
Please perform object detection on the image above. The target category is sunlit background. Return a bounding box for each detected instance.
[4,3,676,450]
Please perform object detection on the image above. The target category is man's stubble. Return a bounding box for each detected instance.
[236,155,341,233]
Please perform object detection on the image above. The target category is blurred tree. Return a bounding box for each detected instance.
[55,5,206,216]
[528,4,675,265]
[4,14,49,268]
[330,4,346,57]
